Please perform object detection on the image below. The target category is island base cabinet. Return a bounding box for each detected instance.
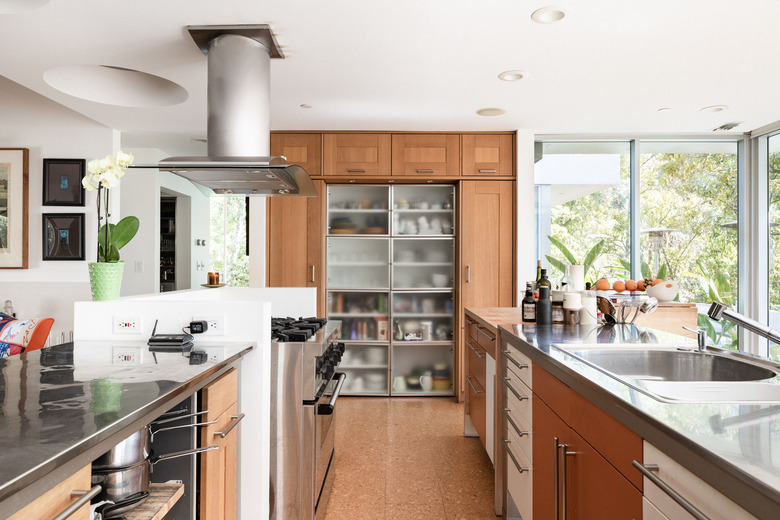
[8,464,92,520]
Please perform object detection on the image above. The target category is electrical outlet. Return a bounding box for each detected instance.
[113,316,142,334]
[113,346,142,365]
[199,346,226,363]
[191,315,225,336]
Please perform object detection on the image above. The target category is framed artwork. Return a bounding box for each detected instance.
[0,148,29,269]
[42,213,85,261]
[42,158,85,206]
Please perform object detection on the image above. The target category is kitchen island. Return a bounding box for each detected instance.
[0,341,253,518]
[499,322,780,519]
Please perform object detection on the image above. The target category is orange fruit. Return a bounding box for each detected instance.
[613,280,626,292]
[595,278,611,291]
[652,279,663,286]
[636,280,645,291]
[625,280,637,291]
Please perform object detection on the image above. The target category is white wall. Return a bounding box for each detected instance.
[516,130,536,303]
[0,75,115,336]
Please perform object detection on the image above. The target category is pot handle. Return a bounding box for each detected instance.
[150,445,219,466]
[151,420,217,441]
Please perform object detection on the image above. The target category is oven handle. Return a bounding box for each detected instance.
[317,372,347,415]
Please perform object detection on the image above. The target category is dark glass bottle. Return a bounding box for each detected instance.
[536,286,552,325]
[537,268,552,290]
[522,282,536,322]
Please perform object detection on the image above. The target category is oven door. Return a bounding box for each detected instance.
[304,372,346,519]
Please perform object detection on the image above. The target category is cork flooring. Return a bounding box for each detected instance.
[322,397,496,520]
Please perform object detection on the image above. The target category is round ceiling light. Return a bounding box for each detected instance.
[300,104,312,109]
[657,107,672,113]
[700,105,729,113]
[498,70,526,82]
[44,65,188,107]
[531,6,566,24]
[476,107,507,117]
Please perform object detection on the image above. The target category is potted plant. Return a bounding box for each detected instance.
[83,151,140,300]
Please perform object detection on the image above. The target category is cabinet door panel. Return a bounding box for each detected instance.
[467,373,487,449]
[323,134,391,176]
[392,134,460,176]
[201,402,239,520]
[271,133,322,176]
[462,134,513,176]
[8,464,92,520]
[532,396,569,520]
[532,363,572,423]
[467,338,487,390]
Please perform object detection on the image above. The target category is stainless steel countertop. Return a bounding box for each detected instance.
[498,322,780,520]
[0,341,253,517]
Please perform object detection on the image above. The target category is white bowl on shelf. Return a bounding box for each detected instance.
[431,273,449,287]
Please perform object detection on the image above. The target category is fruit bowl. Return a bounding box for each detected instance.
[645,280,679,302]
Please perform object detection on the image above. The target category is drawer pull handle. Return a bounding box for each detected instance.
[465,375,482,394]
[632,461,710,520]
[502,439,529,473]
[52,485,102,520]
[465,317,477,325]
[346,169,366,173]
[416,169,435,173]
[479,169,497,173]
[214,413,246,438]
[476,326,495,341]
[501,407,529,437]
[467,340,484,358]
[501,376,529,401]
[502,350,528,370]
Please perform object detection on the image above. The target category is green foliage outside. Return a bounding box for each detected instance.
[210,197,249,287]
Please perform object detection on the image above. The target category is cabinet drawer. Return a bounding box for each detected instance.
[467,373,487,450]
[504,431,532,520]
[391,134,460,177]
[474,324,496,357]
[503,346,532,389]
[465,316,480,344]
[502,389,532,462]
[202,368,238,421]
[323,133,391,176]
[9,464,92,520]
[466,338,487,389]
[501,370,532,415]
[461,134,514,176]
[532,363,571,421]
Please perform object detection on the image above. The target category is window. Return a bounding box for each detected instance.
[209,197,249,286]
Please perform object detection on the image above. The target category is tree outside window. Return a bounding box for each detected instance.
[210,197,249,287]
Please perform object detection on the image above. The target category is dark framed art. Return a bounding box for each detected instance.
[42,213,85,261]
[42,158,85,206]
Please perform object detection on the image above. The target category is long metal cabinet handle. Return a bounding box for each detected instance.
[560,443,575,520]
[502,350,529,370]
[318,372,347,415]
[52,485,102,520]
[501,377,529,401]
[465,375,482,394]
[476,326,495,341]
[466,340,484,358]
[465,317,477,325]
[479,169,497,173]
[502,439,529,473]
[553,437,560,520]
[416,169,435,173]
[632,461,711,520]
[214,413,246,438]
[466,265,471,283]
[347,169,366,173]
[311,265,316,283]
[501,408,529,437]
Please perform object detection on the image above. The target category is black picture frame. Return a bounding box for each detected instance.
[42,213,85,261]
[42,158,85,206]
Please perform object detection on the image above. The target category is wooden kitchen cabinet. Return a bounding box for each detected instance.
[8,464,93,520]
[266,179,326,316]
[200,369,240,520]
[391,133,460,177]
[271,133,323,176]
[323,133,391,176]
[461,133,514,176]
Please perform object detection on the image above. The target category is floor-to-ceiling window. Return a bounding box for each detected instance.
[767,133,780,358]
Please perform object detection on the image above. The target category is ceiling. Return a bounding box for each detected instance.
[1,0,777,156]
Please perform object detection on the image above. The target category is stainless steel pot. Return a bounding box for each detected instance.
[92,410,212,470]
[92,445,218,504]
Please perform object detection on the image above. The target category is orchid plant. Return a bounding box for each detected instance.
[83,151,139,263]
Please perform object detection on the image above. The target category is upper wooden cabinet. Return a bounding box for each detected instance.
[271,133,323,176]
[462,134,514,176]
[391,134,460,177]
[323,133,391,176]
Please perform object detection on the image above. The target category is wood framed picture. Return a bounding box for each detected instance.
[42,213,85,261]
[0,148,29,269]
[42,158,85,206]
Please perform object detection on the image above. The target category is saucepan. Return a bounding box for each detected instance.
[91,445,218,504]
[92,410,213,470]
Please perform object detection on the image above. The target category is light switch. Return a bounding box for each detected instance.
[135,260,144,273]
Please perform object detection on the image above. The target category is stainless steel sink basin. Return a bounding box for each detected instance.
[563,348,776,382]
[551,345,780,403]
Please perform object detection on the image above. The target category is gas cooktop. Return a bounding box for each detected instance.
[271,317,328,342]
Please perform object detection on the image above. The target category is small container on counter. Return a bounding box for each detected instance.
[551,290,565,324]
[563,292,582,325]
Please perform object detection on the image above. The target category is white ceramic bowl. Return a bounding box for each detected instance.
[431,273,449,287]
[645,280,679,302]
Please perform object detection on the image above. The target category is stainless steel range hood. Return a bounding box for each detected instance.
[161,25,317,196]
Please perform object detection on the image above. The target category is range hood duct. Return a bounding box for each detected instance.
[160,25,317,196]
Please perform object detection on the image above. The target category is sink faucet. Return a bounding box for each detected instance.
[682,326,707,352]
[707,301,780,345]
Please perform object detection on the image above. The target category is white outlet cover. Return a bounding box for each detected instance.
[113,316,143,334]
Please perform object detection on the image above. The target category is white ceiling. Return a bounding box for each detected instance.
[1,0,777,156]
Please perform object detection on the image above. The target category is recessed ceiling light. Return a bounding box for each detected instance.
[531,6,566,24]
[498,70,526,82]
[300,104,312,109]
[700,105,729,113]
[476,107,506,117]
[657,108,671,113]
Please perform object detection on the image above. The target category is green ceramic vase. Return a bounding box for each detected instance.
[88,262,124,301]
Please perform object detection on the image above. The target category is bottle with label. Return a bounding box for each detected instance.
[522,282,536,322]
[535,260,542,288]
[551,291,565,324]
[536,286,552,325]
[537,268,552,290]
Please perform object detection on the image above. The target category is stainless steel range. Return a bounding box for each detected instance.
[269,317,345,519]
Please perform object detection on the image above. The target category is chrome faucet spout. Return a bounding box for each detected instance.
[707,301,780,345]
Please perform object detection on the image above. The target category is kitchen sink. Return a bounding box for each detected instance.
[551,345,780,403]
